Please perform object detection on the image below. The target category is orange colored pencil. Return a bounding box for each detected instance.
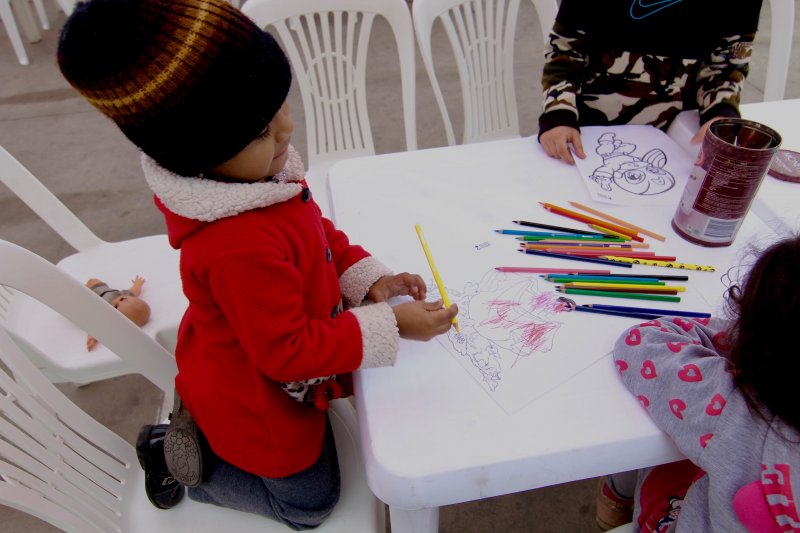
[588,224,634,241]
[569,201,667,241]
[539,202,643,241]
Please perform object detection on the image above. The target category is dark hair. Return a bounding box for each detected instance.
[726,235,800,434]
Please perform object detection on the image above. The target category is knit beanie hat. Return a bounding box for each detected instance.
[57,0,292,177]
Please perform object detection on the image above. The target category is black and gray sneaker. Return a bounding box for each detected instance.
[136,424,185,509]
[163,391,205,487]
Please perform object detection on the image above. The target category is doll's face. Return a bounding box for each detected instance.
[114,296,151,326]
[210,101,294,182]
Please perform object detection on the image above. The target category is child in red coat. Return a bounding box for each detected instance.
[58,0,457,526]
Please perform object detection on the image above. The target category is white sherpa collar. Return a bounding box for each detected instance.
[140,145,306,222]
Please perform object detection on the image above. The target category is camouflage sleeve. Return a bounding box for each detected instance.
[539,19,589,135]
[694,33,755,125]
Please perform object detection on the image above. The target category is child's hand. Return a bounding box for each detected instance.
[393,299,458,341]
[368,273,427,303]
[539,126,586,165]
[87,335,98,351]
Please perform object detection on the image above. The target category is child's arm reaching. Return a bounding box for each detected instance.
[612,317,736,466]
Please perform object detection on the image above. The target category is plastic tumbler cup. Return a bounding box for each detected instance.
[671,118,781,247]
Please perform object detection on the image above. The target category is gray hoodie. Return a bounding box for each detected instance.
[613,317,800,532]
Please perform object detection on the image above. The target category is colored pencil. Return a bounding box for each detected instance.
[544,276,664,285]
[555,287,681,302]
[513,220,606,236]
[415,224,460,332]
[571,273,689,281]
[540,202,642,240]
[568,201,667,241]
[521,246,651,255]
[496,229,604,238]
[588,224,635,241]
[603,256,716,272]
[495,267,613,274]
[520,249,632,267]
[563,282,685,292]
[572,306,667,320]
[563,287,679,295]
[535,249,663,258]
[521,242,635,249]
[586,304,710,318]
[516,234,642,245]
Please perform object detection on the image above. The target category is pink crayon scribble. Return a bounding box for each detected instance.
[482,299,521,329]
[513,321,559,367]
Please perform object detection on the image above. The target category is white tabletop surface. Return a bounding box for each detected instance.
[329,115,788,517]
[742,99,800,235]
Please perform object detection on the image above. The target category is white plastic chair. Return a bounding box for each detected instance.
[241,0,417,217]
[0,144,187,384]
[667,0,795,154]
[1,0,34,65]
[0,238,385,533]
[413,0,557,145]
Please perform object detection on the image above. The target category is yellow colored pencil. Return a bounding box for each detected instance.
[564,282,686,292]
[588,224,633,241]
[415,224,460,332]
[603,256,716,272]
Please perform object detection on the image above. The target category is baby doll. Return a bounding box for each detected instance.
[85,275,151,350]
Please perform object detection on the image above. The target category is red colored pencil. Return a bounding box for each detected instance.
[495,267,612,274]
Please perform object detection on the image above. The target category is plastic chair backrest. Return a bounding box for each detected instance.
[1,0,30,65]
[0,239,177,393]
[0,145,104,251]
[0,146,186,385]
[764,0,795,102]
[0,242,382,532]
[241,0,417,217]
[413,0,557,145]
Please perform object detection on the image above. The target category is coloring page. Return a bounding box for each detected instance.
[574,125,694,206]
[426,269,611,412]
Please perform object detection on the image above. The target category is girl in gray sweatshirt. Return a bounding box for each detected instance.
[603,235,800,532]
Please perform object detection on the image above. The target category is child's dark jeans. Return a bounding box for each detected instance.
[187,418,340,530]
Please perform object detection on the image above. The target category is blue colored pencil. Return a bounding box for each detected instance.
[586,303,711,318]
[519,249,632,267]
[497,229,605,238]
[572,306,664,320]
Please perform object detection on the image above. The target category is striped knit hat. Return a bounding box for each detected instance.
[57,0,292,177]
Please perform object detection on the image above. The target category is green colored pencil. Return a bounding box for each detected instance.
[555,287,681,302]
[544,276,665,285]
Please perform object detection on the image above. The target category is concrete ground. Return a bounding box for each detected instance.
[1,1,798,532]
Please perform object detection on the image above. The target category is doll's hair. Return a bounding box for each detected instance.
[725,235,800,434]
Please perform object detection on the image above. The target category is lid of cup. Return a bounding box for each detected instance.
[768,149,800,183]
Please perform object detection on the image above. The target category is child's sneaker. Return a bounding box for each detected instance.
[163,391,204,487]
[596,478,634,531]
[136,424,184,509]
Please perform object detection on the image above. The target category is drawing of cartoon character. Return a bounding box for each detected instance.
[590,132,676,195]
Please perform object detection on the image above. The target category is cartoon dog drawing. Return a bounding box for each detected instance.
[590,132,676,195]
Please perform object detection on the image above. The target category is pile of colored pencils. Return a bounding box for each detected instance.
[494,201,716,272]
[542,273,687,303]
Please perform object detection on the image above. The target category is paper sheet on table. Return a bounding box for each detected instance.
[574,125,694,206]
[428,268,712,414]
